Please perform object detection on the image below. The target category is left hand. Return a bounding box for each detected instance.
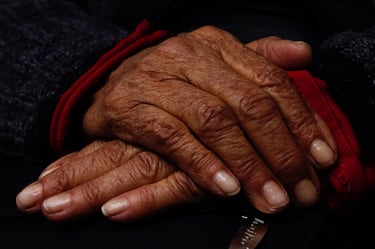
[16,140,208,222]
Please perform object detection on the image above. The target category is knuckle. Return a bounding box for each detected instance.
[100,140,134,165]
[126,152,174,186]
[138,152,175,177]
[42,168,72,194]
[99,83,135,119]
[254,66,289,89]
[195,100,237,134]
[289,113,316,139]
[150,118,185,149]
[234,155,265,179]
[107,69,121,85]
[193,25,221,36]
[188,25,233,50]
[168,172,203,199]
[266,35,282,40]
[137,187,157,209]
[190,25,234,42]
[85,140,107,151]
[80,181,101,207]
[188,150,216,176]
[239,89,278,122]
[272,150,308,179]
[154,36,192,57]
[100,140,127,165]
[99,93,138,132]
[133,152,160,180]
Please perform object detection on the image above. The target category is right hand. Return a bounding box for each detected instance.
[82,28,337,213]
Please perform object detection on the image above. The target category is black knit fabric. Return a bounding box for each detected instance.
[321,26,375,85]
[312,25,375,157]
[0,0,127,162]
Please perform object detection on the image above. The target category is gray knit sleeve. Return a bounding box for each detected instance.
[0,0,127,162]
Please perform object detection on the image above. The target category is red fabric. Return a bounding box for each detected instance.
[49,19,169,155]
[50,19,374,210]
[288,70,375,210]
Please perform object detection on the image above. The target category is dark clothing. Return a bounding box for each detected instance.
[0,0,127,162]
[0,1,374,248]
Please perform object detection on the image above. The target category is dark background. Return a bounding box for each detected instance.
[1,1,374,248]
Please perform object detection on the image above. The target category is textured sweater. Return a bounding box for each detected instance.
[313,25,375,157]
[0,0,127,162]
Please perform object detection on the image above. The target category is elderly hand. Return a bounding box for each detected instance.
[82,27,337,212]
[16,140,208,222]
[16,33,337,221]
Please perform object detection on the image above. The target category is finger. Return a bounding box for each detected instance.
[246,36,312,69]
[16,140,142,213]
[39,140,109,179]
[172,29,321,206]
[189,26,337,168]
[186,63,317,207]
[313,112,338,165]
[40,151,176,221]
[39,153,78,179]
[246,36,337,168]
[101,171,208,222]
[93,98,243,197]
[122,78,294,211]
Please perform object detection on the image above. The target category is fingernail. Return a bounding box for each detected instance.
[16,183,42,210]
[310,139,335,167]
[39,166,58,179]
[43,193,71,214]
[294,41,311,48]
[102,198,129,217]
[213,171,241,196]
[294,179,318,207]
[262,181,289,209]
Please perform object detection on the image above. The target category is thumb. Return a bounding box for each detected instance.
[246,36,312,70]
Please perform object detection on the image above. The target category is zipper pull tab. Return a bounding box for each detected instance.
[228,208,270,249]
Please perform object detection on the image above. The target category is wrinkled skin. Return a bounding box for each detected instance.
[16,29,337,222]
[18,141,203,222]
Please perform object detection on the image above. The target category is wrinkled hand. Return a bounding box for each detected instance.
[82,27,337,212]
[16,140,208,222]
[16,33,338,222]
